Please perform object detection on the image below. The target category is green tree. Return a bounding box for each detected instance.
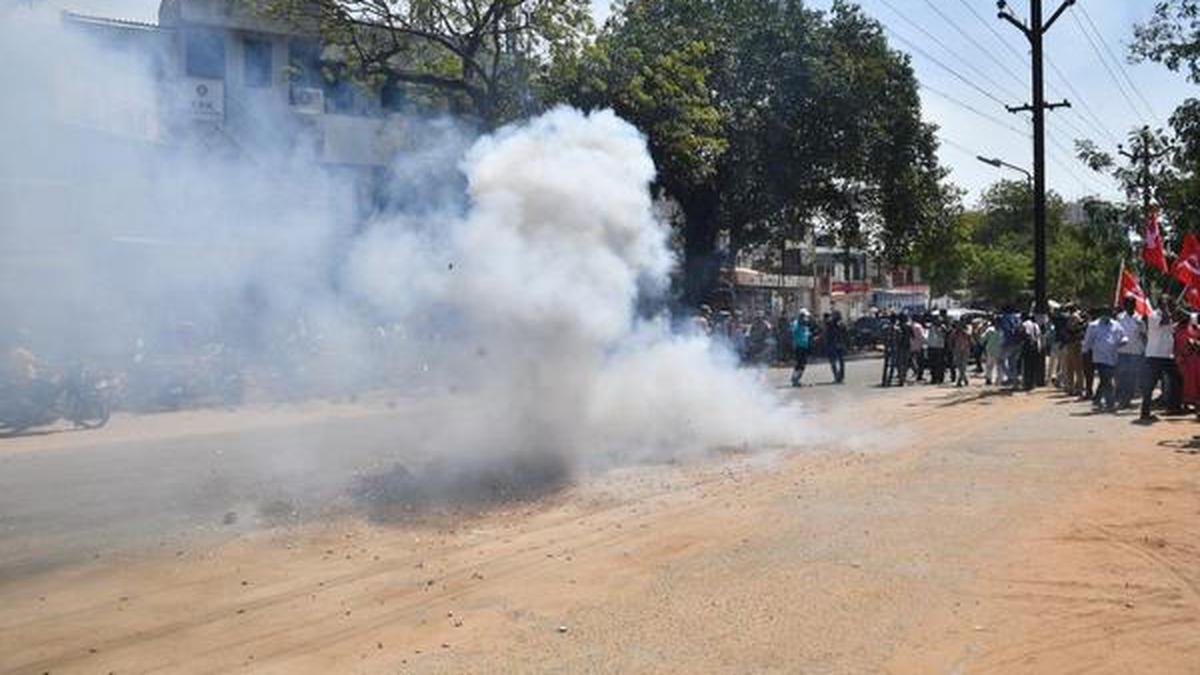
[548,0,949,304]
[949,180,1124,308]
[1132,0,1200,83]
[266,0,593,126]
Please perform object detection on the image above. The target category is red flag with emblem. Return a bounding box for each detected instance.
[1185,285,1200,311]
[1172,233,1200,286]
[1117,267,1152,316]
[1143,208,1168,273]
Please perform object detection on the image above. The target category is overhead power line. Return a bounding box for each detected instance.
[1067,8,1149,126]
[922,0,1026,93]
[954,0,1027,65]
[947,0,1113,146]
[880,24,1012,109]
[873,0,1022,105]
[918,82,1030,139]
[935,132,983,161]
[1077,4,1160,126]
[1044,56,1122,145]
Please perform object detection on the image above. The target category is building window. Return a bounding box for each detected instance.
[324,79,355,113]
[381,80,407,112]
[185,30,225,79]
[288,39,322,88]
[243,38,272,88]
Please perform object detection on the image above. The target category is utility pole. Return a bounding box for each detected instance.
[1118,125,1168,216]
[999,0,1074,387]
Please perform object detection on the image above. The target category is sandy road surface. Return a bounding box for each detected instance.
[1,361,1198,673]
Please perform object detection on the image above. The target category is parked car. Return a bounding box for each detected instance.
[851,316,888,351]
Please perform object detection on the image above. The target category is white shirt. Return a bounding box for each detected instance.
[910,322,926,348]
[925,324,945,349]
[1116,312,1146,355]
[1145,310,1174,359]
[1022,319,1041,344]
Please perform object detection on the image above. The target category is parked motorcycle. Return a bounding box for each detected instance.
[0,366,116,434]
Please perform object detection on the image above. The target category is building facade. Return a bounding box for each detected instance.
[64,0,410,168]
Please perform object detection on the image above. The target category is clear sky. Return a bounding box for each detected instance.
[53,0,1195,206]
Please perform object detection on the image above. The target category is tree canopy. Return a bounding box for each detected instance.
[915,180,1127,308]
[265,0,594,126]
[547,0,951,304]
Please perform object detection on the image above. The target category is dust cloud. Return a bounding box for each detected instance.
[0,6,801,501]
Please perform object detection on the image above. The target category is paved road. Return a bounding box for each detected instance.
[5,363,1194,674]
[0,358,894,578]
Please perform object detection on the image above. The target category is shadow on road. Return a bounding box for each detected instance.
[0,425,82,440]
[933,388,1017,408]
[1157,438,1200,455]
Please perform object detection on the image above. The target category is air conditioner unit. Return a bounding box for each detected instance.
[290,86,324,114]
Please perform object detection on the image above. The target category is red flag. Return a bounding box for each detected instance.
[1143,208,1168,273]
[1172,233,1200,286]
[1185,285,1200,311]
[1117,268,1152,316]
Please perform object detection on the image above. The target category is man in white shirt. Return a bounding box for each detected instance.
[1115,297,1147,409]
[1140,296,1179,422]
[909,318,927,382]
[1082,306,1129,412]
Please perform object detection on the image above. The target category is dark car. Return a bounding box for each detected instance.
[851,316,888,351]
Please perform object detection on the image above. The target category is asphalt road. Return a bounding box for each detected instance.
[5,357,1197,674]
[0,358,893,579]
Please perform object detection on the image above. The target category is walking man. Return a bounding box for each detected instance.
[825,310,847,384]
[791,309,812,387]
[1115,297,1147,410]
[926,317,946,384]
[1140,295,1179,422]
[1082,307,1128,413]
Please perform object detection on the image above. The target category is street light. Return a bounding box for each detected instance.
[976,155,1032,187]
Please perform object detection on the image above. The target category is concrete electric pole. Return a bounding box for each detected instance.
[998,0,1075,387]
[1118,125,1168,216]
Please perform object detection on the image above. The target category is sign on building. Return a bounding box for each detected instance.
[181,78,223,119]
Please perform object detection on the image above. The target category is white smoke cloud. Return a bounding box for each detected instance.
[1,5,801,499]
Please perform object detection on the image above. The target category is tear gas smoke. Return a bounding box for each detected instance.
[0,7,800,501]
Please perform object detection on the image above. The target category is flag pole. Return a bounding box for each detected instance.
[1114,258,1125,309]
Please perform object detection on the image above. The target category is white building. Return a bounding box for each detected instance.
[64,0,411,168]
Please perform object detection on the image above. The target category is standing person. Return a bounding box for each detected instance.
[971,318,987,373]
[748,313,772,365]
[1060,307,1086,396]
[790,309,812,387]
[1079,310,1095,400]
[908,315,927,382]
[825,310,847,384]
[775,314,792,365]
[1115,297,1148,410]
[1021,313,1042,391]
[1174,310,1200,412]
[998,308,1022,387]
[881,315,898,387]
[950,321,972,387]
[939,310,957,383]
[982,317,1004,385]
[894,314,912,387]
[1049,308,1071,388]
[1082,307,1128,413]
[1140,296,1179,422]
[925,318,946,384]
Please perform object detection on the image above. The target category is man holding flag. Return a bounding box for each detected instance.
[1143,208,1168,274]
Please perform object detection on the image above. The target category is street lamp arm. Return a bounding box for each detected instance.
[976,155,1033,183]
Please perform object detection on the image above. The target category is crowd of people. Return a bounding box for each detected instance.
[745,297,1200,424]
